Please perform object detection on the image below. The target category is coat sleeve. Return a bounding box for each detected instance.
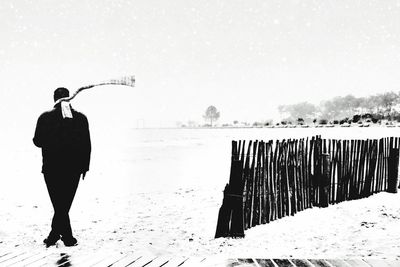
[33,114,45,148]
[81,115,91,172]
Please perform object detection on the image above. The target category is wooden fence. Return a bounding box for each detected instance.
[215,136,400,238]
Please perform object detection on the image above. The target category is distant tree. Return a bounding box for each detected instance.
[278,102,317,122]
[278,91,400,123]
[380,92,399,118]
[203,105,220,127]
[359,96,375,114]
[297,118,304,125]
[321,95,361,120]
[187,120,197,128]
[352,115,361,123]
[361,113,373,119]
[263,119,273,126]
[319,119,328,125]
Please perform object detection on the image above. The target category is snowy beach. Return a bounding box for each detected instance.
[1,127,400,259]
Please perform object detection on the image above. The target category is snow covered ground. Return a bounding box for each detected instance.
[1,127,400,259]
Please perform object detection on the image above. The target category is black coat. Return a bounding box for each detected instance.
[33,104,91,174]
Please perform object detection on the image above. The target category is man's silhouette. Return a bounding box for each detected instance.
[33,87,91,247]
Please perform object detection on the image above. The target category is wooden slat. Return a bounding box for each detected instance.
[276,140,282,219]
[313,137,318,206]
[264,141,271,224]
[64,251,104,266]
[305,137,311,208]
[71,252,112,266]
[243,140,253,230]
[291,140,298,215]
[307,259,332,267]
[290,259,313,267]
[0,251,27,265]
[271,140,277,221]
[324,259,351,267]
[370,139,376,194]
[352,140,361,199]
[259,141,265,225]
[380,138,385,192]
[298,139,305,211]
[125,255,157,267]
[354,139,360,199]
[386,137,392,190]
[90,252,129,266]
[331,140,338,204]
[268,141,274,222]
[343,139,349,201]
[283,141,290,216]
[363,139,370,195]
[27,252,66,267]
[255,258,278,267]
[363,259,393,267]
[3,250,41,266]
[357,140,366,198]
[260,141,265,225]
[294,139,302,213]
[378,138,384,192]
[385,137,389,191]
[249,140,258,227]
[107,253,142,267]
[179,256,206,266]
[197,257,237,267]
[144,255,171,267]
[237,258,257,266]
[9,251,53,266]
[0,252,12,259]
[253,140,261,227]
[337,140,343,203]
[381,138,386,192]
[384,259,400,267]
[161,256,188,267]
[272,259,295,267]
[343,259,371,267]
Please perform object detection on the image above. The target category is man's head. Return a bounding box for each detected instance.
[54,87,69,102]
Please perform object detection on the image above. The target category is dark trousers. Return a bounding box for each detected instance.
[44,171,81,238]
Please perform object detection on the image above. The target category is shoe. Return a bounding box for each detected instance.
[43,235,60,247]
[61,236,78,247]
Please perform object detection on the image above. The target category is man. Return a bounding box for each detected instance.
[33,87,91,247]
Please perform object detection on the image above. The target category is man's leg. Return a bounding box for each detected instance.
[43,173,63,245]
[59,172,81,244]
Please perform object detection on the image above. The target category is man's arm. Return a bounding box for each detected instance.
[81,115,91,176]
[33,114,45,148]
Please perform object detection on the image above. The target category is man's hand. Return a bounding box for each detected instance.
[82,172,87,180]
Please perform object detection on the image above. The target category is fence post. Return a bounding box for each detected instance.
[229,158,245,237]
[215,141,245,238]
[320,153,331,207]
[387,147,399,193]
[215,184,232,238]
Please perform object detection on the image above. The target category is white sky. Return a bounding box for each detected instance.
[1,0,400,127]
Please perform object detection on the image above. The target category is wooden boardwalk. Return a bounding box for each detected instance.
[1,250,399,267]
